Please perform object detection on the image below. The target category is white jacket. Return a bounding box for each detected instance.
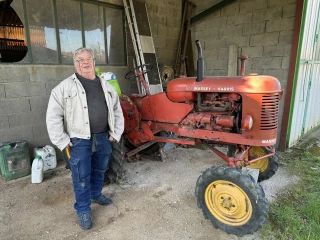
[46,73,124,151]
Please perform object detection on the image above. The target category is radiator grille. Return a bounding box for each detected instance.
[260,93,280,130]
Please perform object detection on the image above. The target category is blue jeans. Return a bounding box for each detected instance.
[69,132,112,216]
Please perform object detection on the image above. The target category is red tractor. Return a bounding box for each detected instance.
[116,40,282,236]
[64,40,282,236]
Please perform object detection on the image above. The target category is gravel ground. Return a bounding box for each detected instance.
[0,146,298,240]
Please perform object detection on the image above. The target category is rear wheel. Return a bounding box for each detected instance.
[104,137,126,184]
[227,145,279,182]
[195,166,268,236]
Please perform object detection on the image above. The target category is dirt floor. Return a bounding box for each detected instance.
[0,145,298,240]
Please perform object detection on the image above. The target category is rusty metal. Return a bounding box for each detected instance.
[153,136,195,145]
[125,141,156,158]
[239,55,248,76]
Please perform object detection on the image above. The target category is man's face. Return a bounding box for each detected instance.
[74,51,95,76]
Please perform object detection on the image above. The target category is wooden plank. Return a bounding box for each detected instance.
[228,44,238,76]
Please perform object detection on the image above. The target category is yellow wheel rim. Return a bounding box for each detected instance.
[205,180,252,226]
[247,147,269,173]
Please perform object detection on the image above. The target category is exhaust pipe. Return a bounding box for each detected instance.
[195,40,204,82]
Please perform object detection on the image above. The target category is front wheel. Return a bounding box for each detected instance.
[195,166,268,236]
[228,145,279,182]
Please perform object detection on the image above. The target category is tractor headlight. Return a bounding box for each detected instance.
[241,115,253,130]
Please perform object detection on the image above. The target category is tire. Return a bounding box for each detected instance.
[227,145,279,182]
[195,166,268,236]
[104,137,127,184]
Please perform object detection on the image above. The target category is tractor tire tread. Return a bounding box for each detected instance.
[195,166,268,236]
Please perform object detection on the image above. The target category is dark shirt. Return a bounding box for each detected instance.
[76,73,109,134]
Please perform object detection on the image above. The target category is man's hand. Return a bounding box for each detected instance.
[69,142,73,147]
[109,136,117,142]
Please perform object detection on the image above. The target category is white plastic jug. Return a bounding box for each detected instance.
[31,156,44,183]
[33,145,57,171]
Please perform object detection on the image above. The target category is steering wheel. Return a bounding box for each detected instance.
[125,64,153,79]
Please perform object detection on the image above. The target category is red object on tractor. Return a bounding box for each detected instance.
[121,40,283,236]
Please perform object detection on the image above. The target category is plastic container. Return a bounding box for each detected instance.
[31,156,44,183]
[33,145,57,171]
[0,141,31,181]
[100,72,122,95]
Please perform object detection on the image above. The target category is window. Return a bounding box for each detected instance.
[4,0,126,65]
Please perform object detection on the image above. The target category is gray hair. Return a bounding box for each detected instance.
[73,47,95,63]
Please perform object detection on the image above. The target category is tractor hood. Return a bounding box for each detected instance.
[167,76,282,94]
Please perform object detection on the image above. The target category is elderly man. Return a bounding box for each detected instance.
[46,48,124,230]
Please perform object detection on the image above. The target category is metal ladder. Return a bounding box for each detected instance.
[123,0,163,95]
[123,0,149,95]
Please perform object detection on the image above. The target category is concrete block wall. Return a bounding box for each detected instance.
[191,0,296,145]
[126,0,182,68]
[0,0,182,161]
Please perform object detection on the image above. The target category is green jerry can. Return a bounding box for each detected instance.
[0,141,31,181]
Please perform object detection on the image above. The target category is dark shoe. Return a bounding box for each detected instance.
[91,195,113,206]
[78,213,92,230]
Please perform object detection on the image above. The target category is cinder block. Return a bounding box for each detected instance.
[247,69,268,75]
[212,69,228,76]
[240,0,256,13]
[5,82,46,98]
[166,16,180,28]
[266,17,295,32]
[267,69,289,82]
[166,38,178,48]
[205,39,226,50]
[0,85,4,98]
[0,65,30,83]
[0,98,31,114]
[153,35,166,48]
[282,56,291,69]
[243,23,265,35]
[33,123,49,139]
[45,81,62,95]
[268,0,296,7]
[279,31,294,44]
[250,32,279,46]
[207,59,228,70]
[207,16,228,28]
[219,26,243,38]
[202,49,218,60]
[165,6,178,18]
[263,44,292,57]
[241,47,263,58]
[199,29,220,42]
[30,96,50,112]
[8,111,46,128]
[31,66,75,82]
[227,14,252,26]
[283,3,296,18]
[226,36,250,47]
[221,2,240,16]
[251,57,282,69]
[218,48,229,60]
[255,0,268,10]
[193,21,206,32]
[252,7,282,22]
[0,116,9,130]
[0,125,33,143]
[157,47,176,61]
